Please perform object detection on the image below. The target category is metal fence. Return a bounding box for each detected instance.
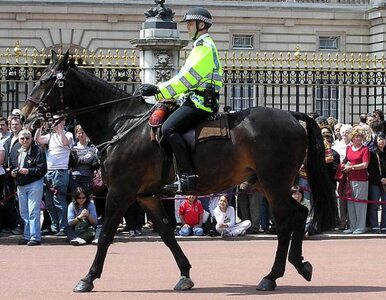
[1,44,385,124]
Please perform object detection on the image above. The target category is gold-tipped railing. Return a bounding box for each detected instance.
[0,41,138,68]
[1,42,385,71]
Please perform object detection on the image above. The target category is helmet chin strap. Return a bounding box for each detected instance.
[192,20,205,41]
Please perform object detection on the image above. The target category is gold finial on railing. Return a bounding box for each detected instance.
[98,50,103,66]
[358,53,362,69]
[311,53,316,69]
[231,52,236,68]
[5,48,11,64]
[304,52,308,68]
[294,45,301,67]
[106,50,112,66]
[32,49,38,64]
[247,52,251,68]
[89,49,95,66]
[74,49,80,65]
[342,53,347,69]
[365,53,370,69]
[223,52,228,68]
[319,53,324,69]
[373,54,377,69]
[123,50,128,66]
[286,52,291,68]
[278,52,283,68]
[334,53,339,69]
[130,50,137,66]
[240,52,244,68]
[382,53,385,70]
[14,41,22,64]
[24,48,28,65]
[114,49,121,66]
[271,52,275,68]
[263,52,267,68]
[349,53,354,69]
[255,52,259,68]
[57,48,63,60]
[327,53,331,69]
[81,49,88,65]
[41,48,47,64]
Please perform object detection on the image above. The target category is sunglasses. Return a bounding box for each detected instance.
[20,137,31,140]
[76,196,87,199]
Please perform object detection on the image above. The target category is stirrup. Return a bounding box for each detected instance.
[163,174,197,194]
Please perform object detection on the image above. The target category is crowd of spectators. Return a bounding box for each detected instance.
[1,107,386,245]
[0,111,102,246]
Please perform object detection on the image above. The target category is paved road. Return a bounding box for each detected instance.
[1,238,386,300]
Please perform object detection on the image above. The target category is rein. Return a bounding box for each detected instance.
[96,103,156,153]
[29,66,158,155]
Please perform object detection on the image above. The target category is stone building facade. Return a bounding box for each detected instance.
[0,0,386,121]
[1,0,385,56]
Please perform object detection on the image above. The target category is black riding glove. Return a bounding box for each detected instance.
[141,84,159,96]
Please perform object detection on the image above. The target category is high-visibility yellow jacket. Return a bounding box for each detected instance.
[156,33,223,113]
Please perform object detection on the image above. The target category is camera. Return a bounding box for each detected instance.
[12,168,19,174]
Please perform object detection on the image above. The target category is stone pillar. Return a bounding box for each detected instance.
[130,0,188,102]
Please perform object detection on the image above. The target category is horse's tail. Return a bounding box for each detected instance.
[291,111,337,230]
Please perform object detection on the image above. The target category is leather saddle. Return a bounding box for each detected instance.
[150,113,231,153]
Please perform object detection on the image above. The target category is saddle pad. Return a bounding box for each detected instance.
[196,115,230,143]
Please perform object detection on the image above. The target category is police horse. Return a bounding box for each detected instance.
[21,51,336,292]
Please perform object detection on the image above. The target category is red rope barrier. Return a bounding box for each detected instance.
[0,192,18,205]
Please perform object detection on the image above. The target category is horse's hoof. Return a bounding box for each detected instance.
[256,278,277,291]
[173,276,194,291]
[73,279,94,293]
[298,261,313,282]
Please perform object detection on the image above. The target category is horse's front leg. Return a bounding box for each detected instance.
[287,202,313,281]
[137,195,193,290]
[73,189,131,293]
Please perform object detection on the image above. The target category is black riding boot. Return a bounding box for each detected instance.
[163,133,197,194]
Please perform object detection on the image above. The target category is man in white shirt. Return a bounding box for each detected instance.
[35,118,73,235]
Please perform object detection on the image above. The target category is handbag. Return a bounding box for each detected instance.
[337,174,352,198]
[68,149,79,169]
[75,219,95,243]
[334,163,344,181]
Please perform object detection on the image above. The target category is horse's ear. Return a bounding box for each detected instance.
[58,50,70,70]
[51,50,58,63]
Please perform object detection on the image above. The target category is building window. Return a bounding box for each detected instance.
[319,36,339,51]
[316,85,339,118]
[232,34,254,49]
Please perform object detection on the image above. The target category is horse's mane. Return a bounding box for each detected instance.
[75,67,131,100]
[70,66,149,134]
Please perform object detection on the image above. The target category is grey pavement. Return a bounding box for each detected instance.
[1,227,385,245]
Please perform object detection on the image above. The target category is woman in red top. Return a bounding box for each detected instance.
[342,126,370,234]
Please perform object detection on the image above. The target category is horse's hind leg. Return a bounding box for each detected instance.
[137,195,193,290]
[256,215,292,291]
[288,199,313,281]
[74,189,131,292]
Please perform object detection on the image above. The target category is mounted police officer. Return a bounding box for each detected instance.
[142,7,223,194]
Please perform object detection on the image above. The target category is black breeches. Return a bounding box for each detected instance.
[161,99,210,137]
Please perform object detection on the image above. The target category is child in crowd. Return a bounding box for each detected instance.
[290,185,314,238]
[213,195,251,237]
[178,195,204,236]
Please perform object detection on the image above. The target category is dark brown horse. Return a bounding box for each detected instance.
[22,51,336,292]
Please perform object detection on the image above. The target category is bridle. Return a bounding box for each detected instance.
[27,67,149,126]
[26,67,156,152]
